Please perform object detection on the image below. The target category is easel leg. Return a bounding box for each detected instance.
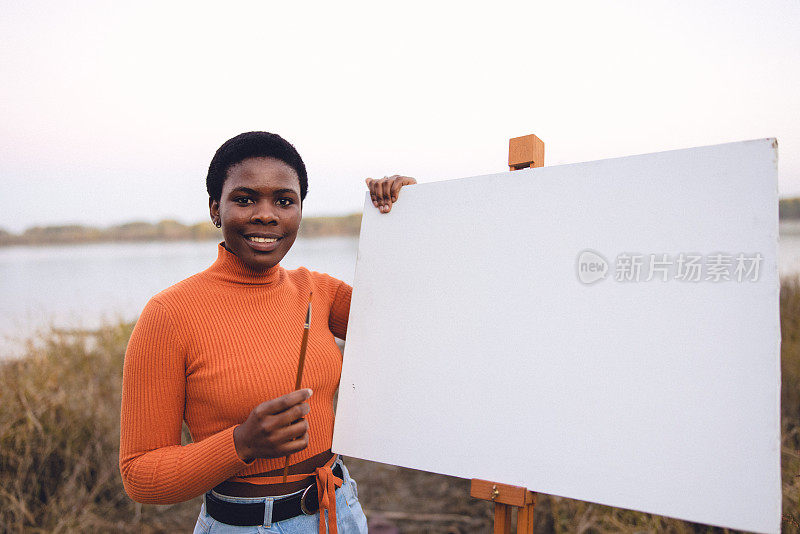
[515,494,537,533]
[493,503,512,534]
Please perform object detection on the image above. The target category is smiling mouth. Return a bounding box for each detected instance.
[247,236,280,243]
[243,235,283,252]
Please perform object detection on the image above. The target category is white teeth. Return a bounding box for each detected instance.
[248,236,278,243]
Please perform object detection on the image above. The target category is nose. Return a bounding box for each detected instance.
[250,200,279,225]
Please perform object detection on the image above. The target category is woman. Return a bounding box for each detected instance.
[119,131,415,533]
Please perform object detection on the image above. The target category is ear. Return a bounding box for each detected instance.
[209,197,220,226]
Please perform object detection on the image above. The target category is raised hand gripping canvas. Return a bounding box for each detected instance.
[333,139,780,534]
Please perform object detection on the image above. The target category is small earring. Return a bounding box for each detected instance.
[214,220,221,228]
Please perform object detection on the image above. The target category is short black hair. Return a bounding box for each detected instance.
[206,131,308,202]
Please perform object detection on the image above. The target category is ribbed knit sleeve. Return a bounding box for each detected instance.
[328,280,352,340]
[119,298,249,504]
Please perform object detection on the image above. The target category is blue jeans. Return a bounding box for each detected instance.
[192,459,368,533]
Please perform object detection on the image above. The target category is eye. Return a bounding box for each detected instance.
[233,197,254,206]
[277,198,295,207]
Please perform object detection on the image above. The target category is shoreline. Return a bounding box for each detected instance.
[0,213,362,248]
[6,214,800,247]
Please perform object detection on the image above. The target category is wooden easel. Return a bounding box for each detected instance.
[469,133,544,534]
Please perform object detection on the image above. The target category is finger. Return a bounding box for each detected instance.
[373,177,385,211]
[385,175,401,203]
[390,179,406,203]
[379,178,393,212]
[397,176,416,201]
[271,418,309,444]
[259,389,312,416]
[388,175,415,203]
[269,402,311,429]
[365,178,378,207]
[266,421,310,457]
[278,430,310,455]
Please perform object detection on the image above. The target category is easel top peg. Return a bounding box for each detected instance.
[508,134,545,170]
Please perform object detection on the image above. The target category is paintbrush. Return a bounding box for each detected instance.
[282,291,313,483]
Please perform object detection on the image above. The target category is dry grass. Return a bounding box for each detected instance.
[0,324,201,532]
[1,278,799,532]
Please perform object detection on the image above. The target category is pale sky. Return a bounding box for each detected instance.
[1,1,798,233]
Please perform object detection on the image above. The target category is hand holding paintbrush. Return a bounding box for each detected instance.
[231,292,314,467]
[282,291,313,482]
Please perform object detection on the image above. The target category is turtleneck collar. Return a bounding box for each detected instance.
[202,243,285,286]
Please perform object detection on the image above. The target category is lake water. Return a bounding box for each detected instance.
[3,228,800,358]
[0,237,359,357]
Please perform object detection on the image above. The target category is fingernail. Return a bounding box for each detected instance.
[306,389,313,397]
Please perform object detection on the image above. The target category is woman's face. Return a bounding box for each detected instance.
[209,157,302,272]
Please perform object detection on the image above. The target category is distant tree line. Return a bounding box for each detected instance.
[0,214,362,247]
[4,199,797,247]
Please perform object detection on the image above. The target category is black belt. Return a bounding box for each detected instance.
[204,462,344,526]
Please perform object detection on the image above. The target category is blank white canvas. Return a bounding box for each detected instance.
[333,139,780,534]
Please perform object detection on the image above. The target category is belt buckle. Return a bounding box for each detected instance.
[300,484,318,515]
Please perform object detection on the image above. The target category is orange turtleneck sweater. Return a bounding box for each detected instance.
[119,243,352,504]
